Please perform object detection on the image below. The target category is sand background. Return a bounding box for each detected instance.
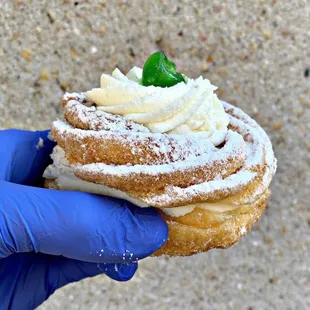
[1,0,309,309]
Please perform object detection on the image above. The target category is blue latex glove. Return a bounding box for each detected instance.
[0,129,168,310]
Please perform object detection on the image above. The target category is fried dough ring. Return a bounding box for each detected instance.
[154,190,270,256]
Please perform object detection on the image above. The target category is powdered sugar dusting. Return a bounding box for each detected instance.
[64,93,150,132]
[53,120,231,165]
[36,137,44,149]
[143,170,257,207]
[223,101,275,167]
[64,92,86,101]
[75,130,245,178]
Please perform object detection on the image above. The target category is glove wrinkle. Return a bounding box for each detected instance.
[0,185,36,256]
[0,223,14,258]
[0,227,12,258]
[0,201,20,258]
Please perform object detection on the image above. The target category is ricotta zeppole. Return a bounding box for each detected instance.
[44,52,276,256]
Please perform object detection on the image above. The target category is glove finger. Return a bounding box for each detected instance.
[0,129,55,185]
[104,262,138,282]
[0,182,168,262]
[50,256,138,285]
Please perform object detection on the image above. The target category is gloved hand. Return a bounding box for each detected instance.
[0,129,168,310]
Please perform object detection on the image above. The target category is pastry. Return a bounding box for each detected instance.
[44,52,277,256]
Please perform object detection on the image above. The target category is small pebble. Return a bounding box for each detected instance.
[207,55,214,63]
[60,82,70,91]
[296,108,303,117]
[200,62,209,72]
[47,10,56,23]
[194,7,202,16]
[99,25,106,35]
[273,122,282,130]
[90,46,98,54]
[73,27,80,36]
[39,69,49,81]
[199,34,207,41]
[70,48,78,59]
[21,49,33,61]
[263,30,272,39]
[281,30,290,38]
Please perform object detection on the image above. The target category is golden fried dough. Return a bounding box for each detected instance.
[154,191,270,256]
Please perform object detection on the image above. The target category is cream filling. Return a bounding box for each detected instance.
[162,202,241,217]
[43,146,244,217]
[86,67,229,146]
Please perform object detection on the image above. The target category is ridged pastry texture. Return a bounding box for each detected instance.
[45,92,276,256]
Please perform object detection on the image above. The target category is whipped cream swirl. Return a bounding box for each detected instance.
[86,67,229,145]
